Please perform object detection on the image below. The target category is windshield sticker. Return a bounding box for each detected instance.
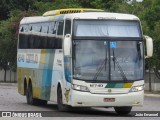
[110,42,117,48]
[104,41,107,46]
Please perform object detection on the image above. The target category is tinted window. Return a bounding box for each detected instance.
[19,35,62,49]
[53,22,58,34]
[57,21,64,35]
[65,20,71,35]
[19,33,28,49]
[29,24,32,31]
[19,23,62,49]
[19,34,62,49]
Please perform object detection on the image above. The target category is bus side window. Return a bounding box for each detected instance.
[57,21,64,35]
[24,25,28,32]
[33,23,41,49]
[48,22,55,34]
[20,26,24,32]
[19,25,24,49]
[53,22,57,34]
[65,20,71,35]
[41,22,49,49]
[23,25,29,49]
[19,25,29,49]
[42,22,49,33]
[29,25,32,31]
[28,24,34,48]
[33,23,41,32]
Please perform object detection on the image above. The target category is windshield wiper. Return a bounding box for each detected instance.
[112,48,127,81]
[92,58,108,81]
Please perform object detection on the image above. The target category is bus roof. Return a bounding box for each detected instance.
[20,16,53,24]
[63,12,139,21]
[43,8,104,16]
[20,12,139,25]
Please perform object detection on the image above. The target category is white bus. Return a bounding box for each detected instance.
[17,8,153,114]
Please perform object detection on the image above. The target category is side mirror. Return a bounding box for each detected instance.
[64,34,71,57]
[144,35,153,58]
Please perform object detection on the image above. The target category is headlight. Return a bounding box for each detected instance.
[130,85,144,92]
[72,84,90,92]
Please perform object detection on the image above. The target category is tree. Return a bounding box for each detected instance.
[0,10,35,81]
[0,0,37,20]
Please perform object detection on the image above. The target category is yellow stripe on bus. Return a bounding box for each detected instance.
[123,83,133,88]
[43,8,104,16]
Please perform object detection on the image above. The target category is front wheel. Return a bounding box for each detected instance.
[114,106,132,115]
[57,87,69,111]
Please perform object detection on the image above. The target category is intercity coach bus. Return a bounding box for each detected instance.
[17,8,153,114]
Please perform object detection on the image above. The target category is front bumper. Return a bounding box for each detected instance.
[70,90,144,107]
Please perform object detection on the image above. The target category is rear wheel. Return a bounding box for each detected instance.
[57,87,69,111]
[26,83,36,105]
[26,83,47,105]
[114,106,132,115]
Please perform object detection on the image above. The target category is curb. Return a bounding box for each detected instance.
[144,94,160,98]
[0,83,17,86]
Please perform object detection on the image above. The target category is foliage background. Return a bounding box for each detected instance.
[0,0,160,80]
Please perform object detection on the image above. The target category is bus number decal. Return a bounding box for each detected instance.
[90,84,104,87]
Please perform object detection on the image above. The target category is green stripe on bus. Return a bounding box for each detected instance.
[105,83,116,88]
[114,83,123,88]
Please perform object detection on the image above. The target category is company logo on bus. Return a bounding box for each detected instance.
[108,89,112,93]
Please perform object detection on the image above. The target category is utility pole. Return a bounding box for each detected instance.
[149,62,152,92]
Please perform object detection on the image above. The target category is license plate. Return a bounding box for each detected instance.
[104,98,115,102]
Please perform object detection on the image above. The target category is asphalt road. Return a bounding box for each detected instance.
[0,84,160,120]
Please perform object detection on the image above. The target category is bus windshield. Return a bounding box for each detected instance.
[74,20,141,37]
[73,40,144,81]
[73,20,143,82]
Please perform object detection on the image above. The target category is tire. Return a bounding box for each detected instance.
[26,83,48,106]
[57,87,69,111]
[26,83,38,105]
[114,106,132,115]
[26,83,33,104]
